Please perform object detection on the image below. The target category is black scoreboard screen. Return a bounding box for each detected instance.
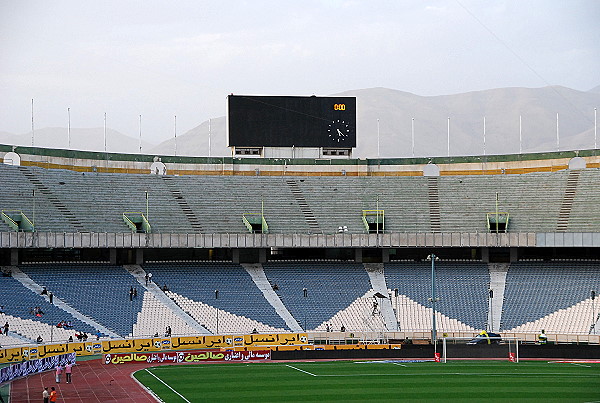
[227,95,356,147]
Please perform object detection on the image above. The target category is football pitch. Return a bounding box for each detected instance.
[133,360,600,402]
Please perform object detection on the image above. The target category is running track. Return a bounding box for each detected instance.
[10,359,158,402]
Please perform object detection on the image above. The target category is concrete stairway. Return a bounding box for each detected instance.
[242,263,303,332]
[124,265,211,335]
[364,263,399,331]
[488,263,508,332]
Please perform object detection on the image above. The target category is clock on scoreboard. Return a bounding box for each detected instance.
[227,95,356,148]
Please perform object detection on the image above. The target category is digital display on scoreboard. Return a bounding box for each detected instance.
[227,95,356,148]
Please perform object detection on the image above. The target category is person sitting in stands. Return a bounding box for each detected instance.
[65,321,73,329]
[68,336,73,343]
[36,335,43,343]
[56,321,63,328]
[41,287,48,295]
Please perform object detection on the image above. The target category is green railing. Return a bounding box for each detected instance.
[486,212,510,233]
[242,213,268,234]
[122,212,151,233]
[362,210,385,233]
[1,210,35,232]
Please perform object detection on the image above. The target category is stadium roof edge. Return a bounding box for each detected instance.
[1,143,599,167]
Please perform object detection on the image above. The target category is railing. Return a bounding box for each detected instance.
[122,212,151,233]
[1,330,598,353]
[242,213,268,234]
[486,212,510,233]
[362,209,385,233]
[1,210,34,232]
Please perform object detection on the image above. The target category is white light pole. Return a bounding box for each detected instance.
[447,117,450,157]
[411,118,415,158]
[103,112,107,152]
[483,117,486,156]
[174,115,177,157]
[519,115,522,154]
[139,114,142,153]
[31,99,34,146]
[67,107,71,148]
[209,118,212,158]
[595,108,597,150]
[377,118,380,159]
[556,112,559,152]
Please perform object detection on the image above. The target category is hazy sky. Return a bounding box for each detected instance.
[1,0,598,145]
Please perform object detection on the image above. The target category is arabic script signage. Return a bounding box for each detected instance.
[1,332,306,364]
[104,349,271,365]
[0,352,75,384]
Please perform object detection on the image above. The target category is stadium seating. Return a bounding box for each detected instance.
[20,264,142,337]
[502,262,600,333]
[143,262,289,332]
[262,262,372,331]
[384,262,489,331]
[0,272,96,342]
[4,164,600,234]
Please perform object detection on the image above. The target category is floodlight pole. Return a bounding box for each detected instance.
[303,287,308,331]
[592,290,597,334]
[430,254,438,354]
[215,289,219,335]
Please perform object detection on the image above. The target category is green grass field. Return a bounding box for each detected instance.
[134,360,600,402]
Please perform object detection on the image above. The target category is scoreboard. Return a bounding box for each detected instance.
[227,95,356,148]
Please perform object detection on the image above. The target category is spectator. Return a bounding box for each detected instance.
[538,329,548,345]
[0,305,5,314]
[37,335,43,343]
[3,322,8,335]
[68,336,73,343]
[49,387,57,403]
[40,287,48,295]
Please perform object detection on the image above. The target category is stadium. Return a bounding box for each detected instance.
[1,95,600,401]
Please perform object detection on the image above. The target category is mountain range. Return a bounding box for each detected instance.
[1,86,598,158]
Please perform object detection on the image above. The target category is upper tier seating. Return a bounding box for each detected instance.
[2,163,600,234]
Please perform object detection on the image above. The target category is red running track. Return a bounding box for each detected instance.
[9,359,158,403]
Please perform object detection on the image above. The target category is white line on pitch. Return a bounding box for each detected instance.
[570,363,592,368]
[144,368,191,403]
[285,364,318,377]
[389,362,408,367]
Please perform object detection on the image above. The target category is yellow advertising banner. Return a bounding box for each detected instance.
[243,333,308,347]
[1,332,310,363]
